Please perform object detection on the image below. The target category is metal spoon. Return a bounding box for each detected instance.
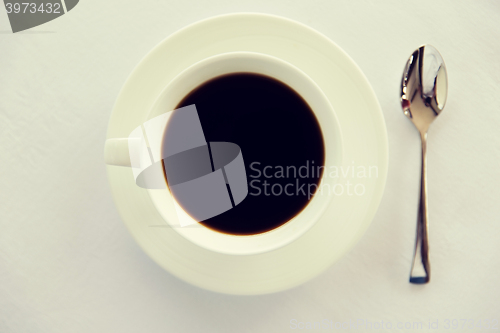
[400,45,448,284]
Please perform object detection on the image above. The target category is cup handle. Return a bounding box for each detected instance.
[104,138,132,167]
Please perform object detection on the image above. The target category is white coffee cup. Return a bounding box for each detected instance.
[104,52,343,255]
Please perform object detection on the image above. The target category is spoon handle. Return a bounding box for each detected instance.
[410,133,430,284]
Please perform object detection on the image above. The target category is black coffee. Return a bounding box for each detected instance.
[167,73,324,235]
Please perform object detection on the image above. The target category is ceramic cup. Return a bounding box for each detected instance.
[104,52,343,255]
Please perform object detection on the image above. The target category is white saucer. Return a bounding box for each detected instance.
[106,13,388,295]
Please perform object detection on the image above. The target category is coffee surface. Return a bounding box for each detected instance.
[169,73,325,235]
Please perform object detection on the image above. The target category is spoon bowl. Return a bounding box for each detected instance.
[401,45,448,133]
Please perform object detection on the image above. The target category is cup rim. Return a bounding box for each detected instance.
[146,51,343,255]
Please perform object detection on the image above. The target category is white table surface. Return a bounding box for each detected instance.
[1,1,499,332]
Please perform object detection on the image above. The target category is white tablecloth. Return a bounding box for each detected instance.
[1,1,499,332]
